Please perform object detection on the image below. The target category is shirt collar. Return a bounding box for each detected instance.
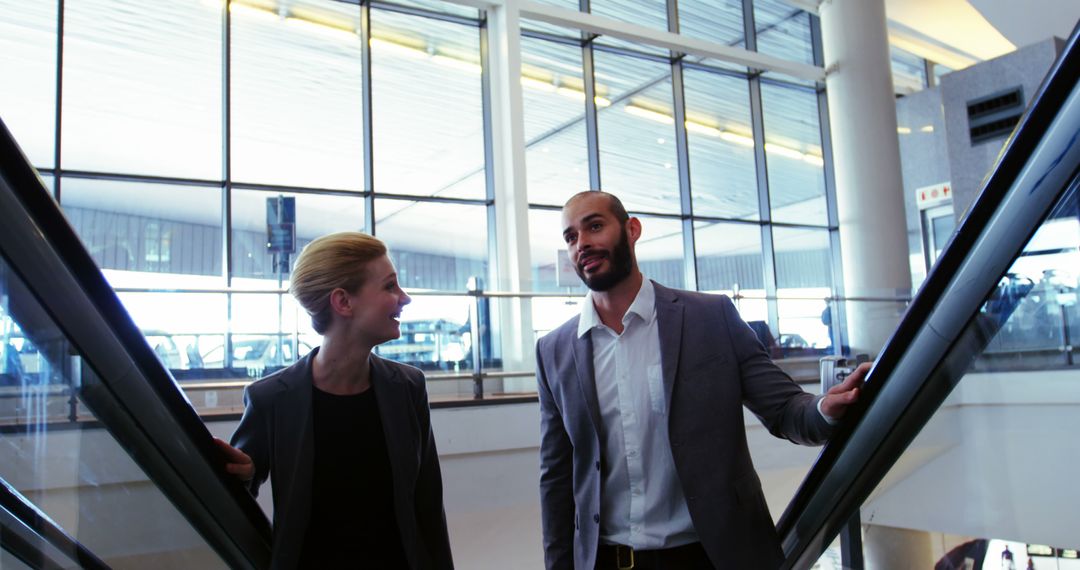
[577,277,656,338]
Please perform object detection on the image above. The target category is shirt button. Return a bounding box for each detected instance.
[593,514,600,523]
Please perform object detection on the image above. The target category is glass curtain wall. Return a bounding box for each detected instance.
[522,0,837,358]
[2,0,837,402]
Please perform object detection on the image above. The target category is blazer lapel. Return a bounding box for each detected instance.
[273,350,316,525]
[571,328,603,434]
[653,282,683,413]
[371,356,410,485]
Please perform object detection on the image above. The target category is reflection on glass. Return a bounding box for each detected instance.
[385,0,480,19]
[117,292,227,370]
[522,37,591,206]
[0,0,57,168]
[891,46,927,94]
[774,227,831,354]
[683,68,758,220]
[761,83,826,225]
[373,199,487,291]
[376,295,474,372]
[528,208,588,294]
[371,10,485,199]
[974,208,1078,372]
[0,256,228,567]
[677,0,745,46]
[694,221,763,293]
[592,51,679,214]
[231,0,364,190]
[860,192,1079,565]
[62,0,221,178]
[231,188,366,287]
[636,215,685,290]
[754,0,812,65]
[61,178,223,280]
[589,0,667,32]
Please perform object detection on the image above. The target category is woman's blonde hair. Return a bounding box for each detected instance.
[289,231,387,334]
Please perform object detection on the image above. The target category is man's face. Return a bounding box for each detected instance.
[561,195,635,292]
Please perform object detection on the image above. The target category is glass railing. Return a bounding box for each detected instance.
[777,25,1080,570]
[0,117,271,567]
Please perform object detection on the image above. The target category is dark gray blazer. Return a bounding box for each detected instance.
[536,282,833,570]
[231,349,453,570]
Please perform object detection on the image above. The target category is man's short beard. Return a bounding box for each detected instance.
[577,226,634,292]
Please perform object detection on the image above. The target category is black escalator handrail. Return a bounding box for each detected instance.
[0,122,271,567]
[776,26,1080,569]
[0,477,109,570]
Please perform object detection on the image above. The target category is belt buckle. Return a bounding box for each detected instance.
[615,545,634,570]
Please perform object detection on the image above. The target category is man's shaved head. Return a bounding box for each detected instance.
[563,190,629,223]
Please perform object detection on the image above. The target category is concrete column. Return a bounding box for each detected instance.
[486,1,535,387]
[819,0,913,356]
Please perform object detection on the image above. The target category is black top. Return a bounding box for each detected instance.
[298,385,409,568]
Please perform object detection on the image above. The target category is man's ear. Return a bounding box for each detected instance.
[626,217,642,244]
[328,288,352,318]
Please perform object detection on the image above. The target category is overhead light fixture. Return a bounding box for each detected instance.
[284,17,358,42]
[521,76,557,92]
[897,126,912,134]
[229,2,279,21]
[431,54,482,75]
[555,87,611,107]
[719,131,755,147]
[765,143,806,161]
[685,121,722,137]
[625,104,674,125]
[369,37,429,60]
[920,125,934,133]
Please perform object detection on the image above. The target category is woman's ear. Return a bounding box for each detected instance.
[328,288,352,318]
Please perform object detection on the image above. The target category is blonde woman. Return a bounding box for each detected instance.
[216,232,453,569]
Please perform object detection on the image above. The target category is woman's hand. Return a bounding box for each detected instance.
[213,437,255,481]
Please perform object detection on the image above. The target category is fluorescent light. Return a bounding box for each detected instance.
[765,143,805,160]
[431,54,482,75]
[229,2,279,21]
[285,17,358,42]
[556,87,584,100]
[556,87,611,107]
[897,126,912,134]
[521,76,556,92]
[369,37,429,60]
[720,131,755,147]
[685,121,721,137]
[803,154,824,167]
[625,105,674,125]
[920,125,934,133]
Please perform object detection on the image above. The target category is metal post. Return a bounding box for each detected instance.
[468,276,484,399]
[840,510,864,570]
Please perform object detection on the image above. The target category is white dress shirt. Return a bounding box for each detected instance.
[577,278,698,549]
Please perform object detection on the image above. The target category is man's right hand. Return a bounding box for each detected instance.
[213,437,254,481]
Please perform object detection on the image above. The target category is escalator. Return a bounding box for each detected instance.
[1,19,1076,570]
[0,118,271,565]
[776,24,1080,570]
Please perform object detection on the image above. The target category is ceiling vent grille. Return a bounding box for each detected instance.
[967,87,1024,145]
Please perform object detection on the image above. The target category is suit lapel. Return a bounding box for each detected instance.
[571,328,603,434]
[653,282,683,413]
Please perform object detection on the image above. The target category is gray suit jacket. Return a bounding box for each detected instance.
[536,282,833,569]
[231,349,453,570]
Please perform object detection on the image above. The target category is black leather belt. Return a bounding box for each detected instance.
[595,542,711,570]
